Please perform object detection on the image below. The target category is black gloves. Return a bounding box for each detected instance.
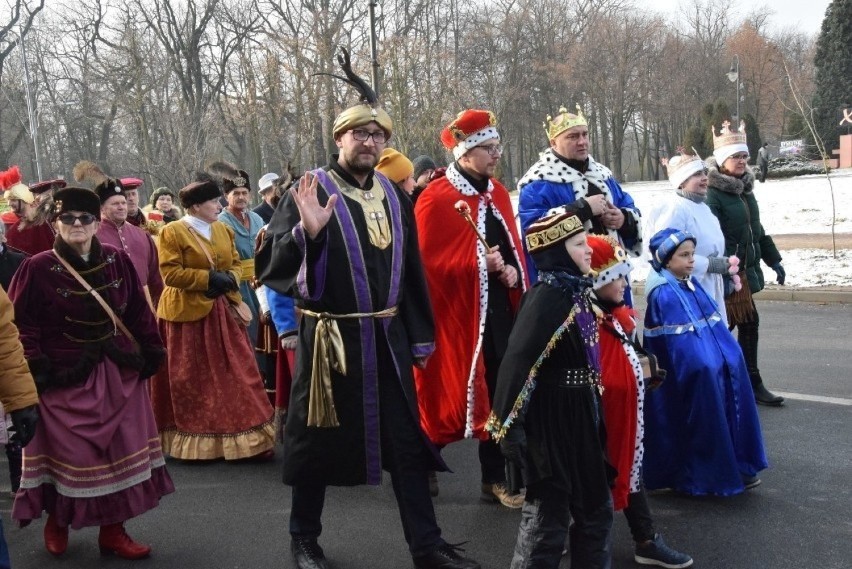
[499,424,527,466]
[10,405,39,447]
[205,271,237,298]
[771,263,786,285]
[139,347,166,380]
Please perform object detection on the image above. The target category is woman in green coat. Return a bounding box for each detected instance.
[705,120,785,406]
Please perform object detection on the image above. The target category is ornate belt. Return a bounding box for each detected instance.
[300,306,399,427]
[557,368,603,393]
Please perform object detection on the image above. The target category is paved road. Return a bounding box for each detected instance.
[2,301,850,569]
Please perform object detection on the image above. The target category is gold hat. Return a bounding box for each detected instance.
[333,104,393,138]
[544,105,588,141]
[525,209,585,254]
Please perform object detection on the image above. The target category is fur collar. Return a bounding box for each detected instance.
[706,157,755,196]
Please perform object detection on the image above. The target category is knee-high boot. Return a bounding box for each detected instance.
[737,321,784,406]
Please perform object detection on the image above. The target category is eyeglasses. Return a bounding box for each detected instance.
[476,144,503,156]
[350,129,387,144]
[58,213,98,226]
[730,153,749,161]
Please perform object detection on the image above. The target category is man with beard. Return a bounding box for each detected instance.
[517,106,642,286]
[71,162,164,311]
[256,49,480,569]
[413,109,527,508]
[121,177,147,227]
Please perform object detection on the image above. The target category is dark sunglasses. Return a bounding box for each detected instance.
[58,213,98,226]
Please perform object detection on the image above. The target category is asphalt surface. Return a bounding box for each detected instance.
[2,300,850,569]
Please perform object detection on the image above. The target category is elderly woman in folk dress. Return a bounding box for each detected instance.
[150,180,275,461]
[9,187,173,560]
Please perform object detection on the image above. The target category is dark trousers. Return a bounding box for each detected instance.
[289,351,443,557]
[622,489,655,543]
[510,481,613,569]
[732,303,763,390]
[480,347,507,484]
[4,442,21,492]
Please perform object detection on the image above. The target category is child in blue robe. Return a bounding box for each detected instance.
[642,228,768,496]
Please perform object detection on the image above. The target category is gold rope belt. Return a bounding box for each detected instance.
[239,258,255,282]
[301,306,399,427]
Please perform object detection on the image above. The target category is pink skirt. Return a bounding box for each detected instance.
[13,359,174,529]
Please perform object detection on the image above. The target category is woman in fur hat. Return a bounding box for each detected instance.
[8,186,174,559]
[149,180,275,462]
[705,121,785,407]
[142,187,183,225]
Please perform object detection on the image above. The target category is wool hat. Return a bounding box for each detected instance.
[588,234,633,289]
[544,105,588,141]
[52,187,101,219]
[0,166,34,204]
[441,110,499,160]
[150,187,177,206]
[412,155,437,180]
[178,180,221,209]
[28,179,66,195]
[376,148,414,184]
[258,172,278,195]
[205,161,252,194]
[711,120,749,165]
[525,207,585,254]
[667,149,706,189]
[649,228,697,271]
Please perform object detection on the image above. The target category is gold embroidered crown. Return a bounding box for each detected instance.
[544,105,588,140]
[525,210,585,254]
[711,120,747,150]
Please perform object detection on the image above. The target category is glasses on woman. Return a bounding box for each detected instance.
[58,213,98,226]
[477,144,503,156]
[730,153,749,161]
[350,129,387,144]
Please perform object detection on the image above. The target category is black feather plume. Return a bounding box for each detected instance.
[313,46,378,105]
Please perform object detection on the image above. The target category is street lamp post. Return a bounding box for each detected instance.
[12,28,43,180]
[367,0,379,97]
[726,54,741,124]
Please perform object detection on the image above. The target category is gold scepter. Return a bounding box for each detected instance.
[454,200,490,249]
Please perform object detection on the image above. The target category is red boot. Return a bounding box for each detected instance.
[44,515,68,556]
[98,523,151,560]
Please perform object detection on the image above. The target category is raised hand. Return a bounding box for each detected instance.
[290,172,338,239]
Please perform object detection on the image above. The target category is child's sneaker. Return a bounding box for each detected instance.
[634,534,693,568]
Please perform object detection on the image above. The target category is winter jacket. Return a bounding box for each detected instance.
[705,158,781,294]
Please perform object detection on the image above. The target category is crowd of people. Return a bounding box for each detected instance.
[0,52,788,569]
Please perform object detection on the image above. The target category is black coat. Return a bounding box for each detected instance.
[0,246,25,290]
[256,163,443,486]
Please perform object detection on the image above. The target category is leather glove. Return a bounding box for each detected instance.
[205,271,236,298]
[499,424,527,466]
[771,262,786,285]
[10,405,39,447]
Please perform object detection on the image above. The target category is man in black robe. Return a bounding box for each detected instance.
[256,56,480,569]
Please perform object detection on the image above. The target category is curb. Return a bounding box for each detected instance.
[630,284,852,304]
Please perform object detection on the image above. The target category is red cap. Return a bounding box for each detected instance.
[440,109,498,152]
[28,179,66,194]
[120,177,144,190]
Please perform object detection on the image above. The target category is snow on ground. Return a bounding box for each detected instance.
[621,170,852,288]
[509,170,852,288]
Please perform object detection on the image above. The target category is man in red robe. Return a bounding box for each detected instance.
[414,109,528,508]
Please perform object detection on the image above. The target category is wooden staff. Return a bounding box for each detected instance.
[454,200,490,249]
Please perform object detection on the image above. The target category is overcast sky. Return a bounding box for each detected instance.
[646,0,831,35]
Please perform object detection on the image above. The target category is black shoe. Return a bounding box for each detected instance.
[291,537,331,569]
[754,383,784,406]
[742,475,762,490]
[413,543,481,569]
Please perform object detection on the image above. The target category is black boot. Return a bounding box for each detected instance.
[413,543,481,569]
[291,537,331,569]
[738,321,784,406]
